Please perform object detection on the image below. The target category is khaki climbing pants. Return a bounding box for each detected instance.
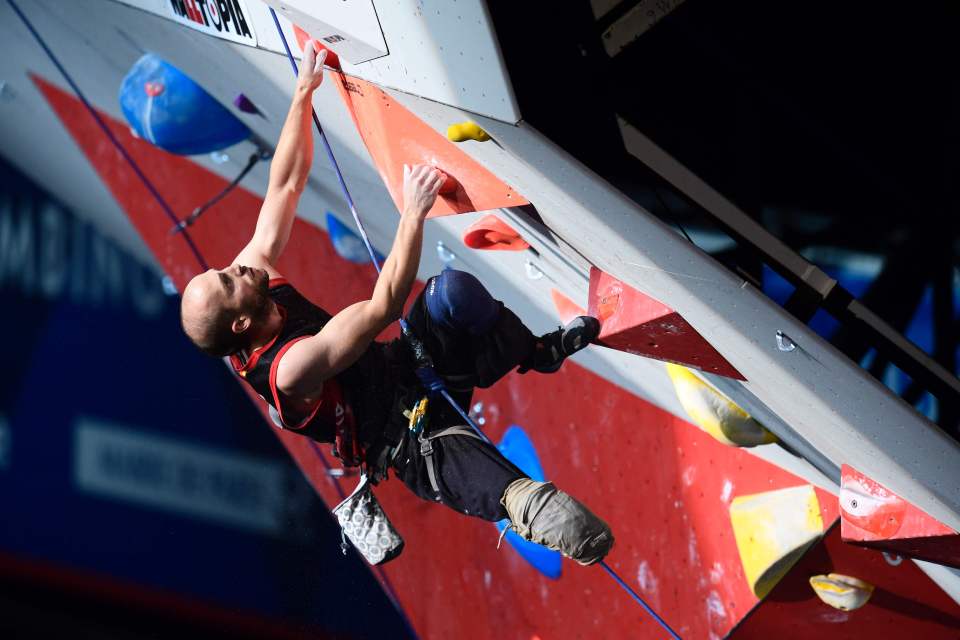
[501,478,614,566]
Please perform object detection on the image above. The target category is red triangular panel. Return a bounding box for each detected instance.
[587,267,744,379]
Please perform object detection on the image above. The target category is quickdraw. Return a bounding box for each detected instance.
[405,396,430,436]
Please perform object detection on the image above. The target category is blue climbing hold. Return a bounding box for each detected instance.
[327,212,385,265]
[119,54,251,155]
[495,425,562,580]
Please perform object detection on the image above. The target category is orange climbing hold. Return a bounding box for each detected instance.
[462,214,530,251]
[587,267,744,379]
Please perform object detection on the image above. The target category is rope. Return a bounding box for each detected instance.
[268,12,682,638]
[171,149,271,235]
[6,0,208,272]
[269,9,382,274]
[599,560,683,639]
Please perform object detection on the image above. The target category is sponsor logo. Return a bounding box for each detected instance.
[73,418,303,536]
[0,194,164,319]
[167,0,257,46]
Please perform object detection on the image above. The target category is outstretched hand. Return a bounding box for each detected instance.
[297,40,328,91]
[402,164,446,219]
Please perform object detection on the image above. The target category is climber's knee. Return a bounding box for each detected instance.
[500,478,614,566]
[425,269,498,335]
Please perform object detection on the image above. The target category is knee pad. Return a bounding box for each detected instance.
[501,478,614,566]
[425,269,498,335]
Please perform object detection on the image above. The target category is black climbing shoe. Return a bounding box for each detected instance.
[521,315,600,374]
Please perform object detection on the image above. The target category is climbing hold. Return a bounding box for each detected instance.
[436,241,458,265]
[326,212,385,265]
[119,54,251,155]
[809,573,875,611]
[666,363,776,447]
[438,173,459,195]
[729,485,824,599]
[525,260,544,280]
[233,93,261,115]
[447,121,491,142]
[840,464,960,568]
[495,425,562,580]
[775,330,797,352]
[587,267,744,379]
[462,214,530,251]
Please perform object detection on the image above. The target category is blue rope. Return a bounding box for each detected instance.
[600,560,683,639]
[6,0,208,272]
[268,12,681,638]
[268,9,382,275]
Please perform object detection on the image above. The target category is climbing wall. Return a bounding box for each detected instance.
[35,74,960,639]
[330,69,527,217]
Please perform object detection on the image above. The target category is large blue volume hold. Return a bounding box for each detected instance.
[495,425,563,580]
[119,53,250,155]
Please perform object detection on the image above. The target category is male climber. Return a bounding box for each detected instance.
[180,41,613,565]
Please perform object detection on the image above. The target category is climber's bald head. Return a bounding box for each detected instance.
[180,264,271,357]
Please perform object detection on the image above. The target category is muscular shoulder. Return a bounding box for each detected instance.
[274,337,325,401]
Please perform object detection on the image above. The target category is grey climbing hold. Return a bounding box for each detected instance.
[776,330,797,352]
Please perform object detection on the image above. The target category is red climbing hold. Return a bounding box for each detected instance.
[840,464,960,568]
[463,214,530,251]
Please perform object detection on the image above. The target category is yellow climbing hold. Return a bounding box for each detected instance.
[809,574,875,611]
[447,121,491,142]
[666,363,776,447]
[730,485,824,599]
